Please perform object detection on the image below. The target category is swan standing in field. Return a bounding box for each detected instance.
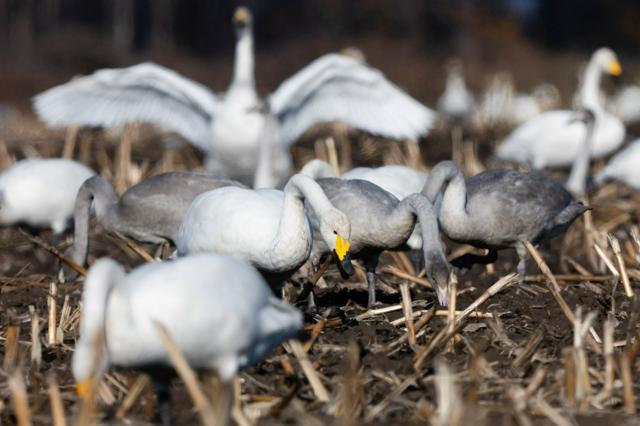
[73,253,302,425]
[307,178,451,307]
[496,48,625,168]
[437,59,475,124]
[595,138,640,189]
[33,7,435,187]
[423,161,588,279]
[69,172,243,272]
[177,173,352,287]
[0,158,94,233]
[300,159,428,249]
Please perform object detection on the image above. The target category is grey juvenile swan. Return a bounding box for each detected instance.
[70,172,242,273]
[307,178,451,307]
[33,7,435,187]
[424,161,588,278]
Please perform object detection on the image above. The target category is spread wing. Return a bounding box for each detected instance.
[269,53,436,146]
[32,62,219,150]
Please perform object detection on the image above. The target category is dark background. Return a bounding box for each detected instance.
[1,0,639,111]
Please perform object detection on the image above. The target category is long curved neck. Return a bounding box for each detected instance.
[271,175,333,256]
[402,194,445,254]
[230,27,255,90]
[422,161,471,236]
[580,58,603,111]
[299,159,337,180]
[71,176,118,267]
[566,116,595,197]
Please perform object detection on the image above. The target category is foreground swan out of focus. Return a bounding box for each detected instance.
[424,161,588,279]
[0,158,94,233]
[177,173,352,287]
[33,7,435,187]
[496,47,625,168]
[73,253,302,425]
[69,172,243,272]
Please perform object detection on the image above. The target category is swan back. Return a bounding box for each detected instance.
[0,158,95,233]
[342,165,427,200]
[596,138,640,189]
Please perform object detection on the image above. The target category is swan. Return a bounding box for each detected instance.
[73,253,302,425]
[300,159,428,249]
[33,7,435,187]
[437,59,475,124]
[69,172,243,272]
[0,158,94,233]
[610,85,640,124]
[423,161,588,279]
[496,48,624,168]
[595,138,640,190]
[176,173,352,287]
[307,178,451,307]
[565,108,596,197]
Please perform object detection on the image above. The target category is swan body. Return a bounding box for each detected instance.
[437,60,474,123]
[33,8,435,187]
[177,174,352,286]
[424,161,587,278]
[70,172,242,270]
[497,48,625,168]
[300,159,428,250]
[73,254,302,408]
[610,85,640,124]
[595,138,640,189]
[308,178,450,306]
[0,158,94,233]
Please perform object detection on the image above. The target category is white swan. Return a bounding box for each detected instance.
[33,7,435,187]
[610,85,640,124]
[176,173,352,287]
[496,48,624,168]
[437,59,475,124]
[73,253,302,423]
[300,159,427,249]
[0,158,94,233]
[595,138,640,190]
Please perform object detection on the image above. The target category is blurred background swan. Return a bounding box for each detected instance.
[33,7,435,188]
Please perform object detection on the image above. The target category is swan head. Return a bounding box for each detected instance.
[233,6,252,31]
[426,253,453,307]
[319,209,353,275]
[593,47,622,77]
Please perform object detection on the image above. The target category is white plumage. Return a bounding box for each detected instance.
[437,60,474,123]
[610,85,640,124]
[0,158,95,233]
[73,253,302,386]
[496,48,625,168]
[595,138,640,189]
[176,173,352,284]
[33,7,435,188]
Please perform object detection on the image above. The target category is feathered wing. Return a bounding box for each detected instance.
[32,62,219,150]
[268,53,436,146]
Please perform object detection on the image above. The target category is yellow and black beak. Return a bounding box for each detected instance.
[334,235,354,275]
[233,7,250,27]
[608,60,622,77]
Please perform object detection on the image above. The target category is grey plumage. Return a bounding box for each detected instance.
[70,172,244,273]
[307,178,451,307]
[424,161,588,278]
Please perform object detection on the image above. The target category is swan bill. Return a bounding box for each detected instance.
[609,60,622,76]
[233,7,250,26]
[76,378,93,400]
[336,251,355,276]
[335,234,350,261]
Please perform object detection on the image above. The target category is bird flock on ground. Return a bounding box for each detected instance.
[1,5,640,425]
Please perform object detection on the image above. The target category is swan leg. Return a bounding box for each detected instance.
[516,243,528,285]
[150,375,173,426]
[364,256,380,308]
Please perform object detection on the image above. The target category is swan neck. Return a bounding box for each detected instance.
[284,174,334,216]
[580,59,603,110]
[71,177,118,267]
[254,116,277,188]
[566,119,595,196]
[438,168,472,236]
[231,28,255,88]
[269,179,311,264]
[402,194,444,255]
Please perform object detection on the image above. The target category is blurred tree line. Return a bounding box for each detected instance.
[0,0,639,59]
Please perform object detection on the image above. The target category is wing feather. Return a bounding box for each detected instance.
[32,62,218,149]
[269,53,436,146]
